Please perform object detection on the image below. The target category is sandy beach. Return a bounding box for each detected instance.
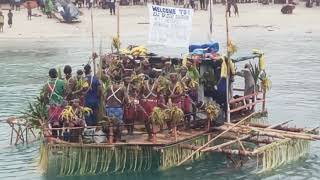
[0,3,319,42]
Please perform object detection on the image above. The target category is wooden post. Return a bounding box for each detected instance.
[262,91,266,112]
[10,125,13,145]
[152,124,157,144]
[108,126,114,144]
[174,125,178,142]
[25,126,28,144]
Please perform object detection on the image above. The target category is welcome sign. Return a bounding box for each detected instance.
[148,5,194,47]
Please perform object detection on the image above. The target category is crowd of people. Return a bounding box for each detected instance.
[42,49,257,143]
[43,52,225,142]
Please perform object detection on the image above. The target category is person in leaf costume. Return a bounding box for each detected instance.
[63,65,77,101]
[123,79,139,136]
[43,68,65,137]
[140,70,160,140]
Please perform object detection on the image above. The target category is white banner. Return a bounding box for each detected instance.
[148,5,194,47]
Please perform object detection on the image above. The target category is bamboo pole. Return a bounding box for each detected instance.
[177,113,254,166]
[249,120,293,129]
[202,134,251,152]
[117,1,120,38]
[218,123,320,141]
[217,135,275,144]
[209,0,213,36]
[90,7,96,75]
[203,121,284,152]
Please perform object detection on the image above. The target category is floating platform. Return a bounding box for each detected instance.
[38,112,319,176]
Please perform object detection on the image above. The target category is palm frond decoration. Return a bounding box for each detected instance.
[57,67,63,79]
[23,94,48,129]
[205,102,220,121]
[60,106,93,123]
[112,36,121,51]
[131,74,145,90]
[248,62,261,86]
[259,71,272,92]
[227,40,237,56]
[157,76,170,93]
[150,107,165,126]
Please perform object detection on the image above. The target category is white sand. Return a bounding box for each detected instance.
[0,3,319,41]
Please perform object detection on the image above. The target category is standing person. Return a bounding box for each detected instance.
[226,0,232,17]
[45,0,54,18]
[15,0,21,11]
[89,0,93,9]
[236,64,255,97]
[140,71,159,140]
[27,2,32,20]
[236,63,255,110]
[63,65,77,101]
[205,0,209,10]
[189,0,195,9]
[110,0,116,15]
[200,0,205,10]
[233,1,239,16]
[83,64,102,126]
[0,11,4,32]
[10,0,15,10]
[8,10,13,28]
[105,74,125,141]
[43,68,65,138]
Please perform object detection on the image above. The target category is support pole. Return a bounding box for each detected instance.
[117,1,120,38]
[225,0,231,123]
[90,7,96,75]
[10,125,13,145]
[209,0,213,36]
[117,1,120,55]
[262,91,266,112]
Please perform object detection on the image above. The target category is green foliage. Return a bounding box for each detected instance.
[248,62,261,86]
[23,95,48,129]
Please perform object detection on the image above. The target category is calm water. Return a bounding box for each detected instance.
[1,5,320,180]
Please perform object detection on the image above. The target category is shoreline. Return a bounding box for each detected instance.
[0,4,319,41]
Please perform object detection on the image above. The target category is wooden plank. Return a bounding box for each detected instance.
[230,100,264,113]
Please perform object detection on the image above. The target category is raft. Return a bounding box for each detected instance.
[37,109,320,176]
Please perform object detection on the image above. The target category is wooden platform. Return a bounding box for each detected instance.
[49,128,208,148]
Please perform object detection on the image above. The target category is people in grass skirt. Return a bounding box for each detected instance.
[43,51,243,142]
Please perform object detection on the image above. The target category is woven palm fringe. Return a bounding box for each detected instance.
[259,138,310,173]
[160,135,208,170]
[40,145,156,176]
